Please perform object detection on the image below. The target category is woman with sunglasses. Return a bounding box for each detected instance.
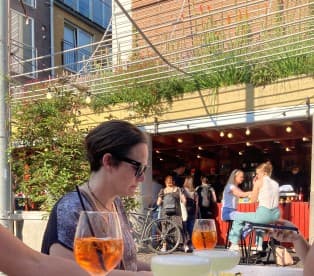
[41,120,152,275]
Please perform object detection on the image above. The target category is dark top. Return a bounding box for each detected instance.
[41,190,137,271]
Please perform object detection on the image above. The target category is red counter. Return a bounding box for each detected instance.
[214,201,309,246]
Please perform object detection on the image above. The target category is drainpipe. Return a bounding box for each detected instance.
[50,0,55,77]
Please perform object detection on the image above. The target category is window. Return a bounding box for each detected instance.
[63,24,93,72]
[93,0,112,27]
[10,10,36,76]
[22,0,36,8]
[62,0,111,28]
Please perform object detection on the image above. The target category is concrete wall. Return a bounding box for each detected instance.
[11,211,48,252]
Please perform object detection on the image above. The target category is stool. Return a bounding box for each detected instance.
[224,220,233,249]
[241,222,278,264]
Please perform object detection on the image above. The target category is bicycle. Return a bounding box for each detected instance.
[127,207,182,254]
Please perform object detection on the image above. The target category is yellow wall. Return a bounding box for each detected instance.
[79,75,314,128]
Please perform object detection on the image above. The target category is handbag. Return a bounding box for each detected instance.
[180,189,188,221]
[180,201,188,221]
[275,245,294,266]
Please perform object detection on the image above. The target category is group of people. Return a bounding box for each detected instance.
[221,163,280,252]
[0,119,313,276]
[155,172,217,252]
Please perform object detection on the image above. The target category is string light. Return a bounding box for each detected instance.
[85,93,91,104]
[46,88,53,99]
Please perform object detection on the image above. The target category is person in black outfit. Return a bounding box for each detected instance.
[171,161,186,188]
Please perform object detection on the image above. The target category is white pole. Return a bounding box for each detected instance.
[0,1,12,228]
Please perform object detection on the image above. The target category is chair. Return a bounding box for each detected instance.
[224,220,233,249]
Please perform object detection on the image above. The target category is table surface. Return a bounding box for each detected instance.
[226,264,303,276]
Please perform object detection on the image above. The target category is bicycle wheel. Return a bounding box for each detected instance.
[144,218,181,254]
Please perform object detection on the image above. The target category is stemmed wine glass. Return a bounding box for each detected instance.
[191,219,217,250]
[192,219,240,276]
[74,211,123,276]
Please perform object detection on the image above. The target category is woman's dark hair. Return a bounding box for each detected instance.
[85,120,148,172]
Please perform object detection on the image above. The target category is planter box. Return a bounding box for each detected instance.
[12,211,48,252]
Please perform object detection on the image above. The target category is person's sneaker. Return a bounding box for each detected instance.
[257,245,263,252]
[228,244,240,252]
[184,245,189,253]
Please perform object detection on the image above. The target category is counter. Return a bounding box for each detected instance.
[214,201,309,246]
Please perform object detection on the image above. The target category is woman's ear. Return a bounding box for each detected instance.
[101,153,112,169]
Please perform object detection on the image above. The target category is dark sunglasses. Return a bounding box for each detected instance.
[115,155,148,177]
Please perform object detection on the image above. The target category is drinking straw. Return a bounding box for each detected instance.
[75,185,107,272]
[201,232,207,248]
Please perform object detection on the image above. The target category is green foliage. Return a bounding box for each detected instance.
[10,93,89,211]
[10,90,142,212]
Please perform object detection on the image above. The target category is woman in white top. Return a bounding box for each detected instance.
[221,169,251,221]
[228,162,280,252]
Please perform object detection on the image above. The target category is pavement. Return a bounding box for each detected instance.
[137,245,303,269]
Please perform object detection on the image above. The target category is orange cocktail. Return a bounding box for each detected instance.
[192,219,217,250]
[74,237,123,274]
[192,230,217,249]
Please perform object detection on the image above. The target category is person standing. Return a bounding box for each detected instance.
[221,169,251,221]
[41,120,152,275]
[196,175,217,219]
[228,162,280,252]
[171,162,186,187]
[156,174,188,252]
[182,175,198,251]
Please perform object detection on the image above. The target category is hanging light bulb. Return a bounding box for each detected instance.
[227,132,233,139]
[219,131,225,137]
[245,128,251,136]
[177,138,183,143]
[85,93,91,104]
[46,88,52,99]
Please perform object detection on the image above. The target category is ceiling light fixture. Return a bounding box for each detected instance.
[286,126,292,133]
[197,154,201,159]
[285,147,291,152]
[245,128,251,136]
[177,138,183,143]
[227,132,233,139]
[155,150,160,154]
[246,141,252,146]
[302,137,310,142]
[198,146,203,150]
[219,131,225,137]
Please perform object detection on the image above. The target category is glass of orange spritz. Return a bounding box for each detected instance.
[74,211,123,276]
[192,219,217,250]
